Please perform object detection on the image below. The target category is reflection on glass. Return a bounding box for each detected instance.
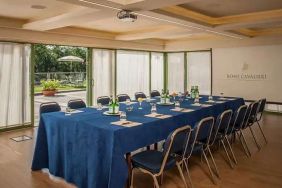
[97,103,103,110]
[120,111,127,122]
[151,103,157,114]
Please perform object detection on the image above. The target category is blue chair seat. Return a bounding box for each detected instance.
[132,150,176,174]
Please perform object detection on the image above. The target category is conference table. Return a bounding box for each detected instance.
[32,95,244,188]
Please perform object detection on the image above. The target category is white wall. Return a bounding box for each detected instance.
[213,44,282,103]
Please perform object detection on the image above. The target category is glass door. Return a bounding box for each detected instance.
[187,51,212,95]
[0,42,31,130]
[91,49,115,105]
[33,44,87,124]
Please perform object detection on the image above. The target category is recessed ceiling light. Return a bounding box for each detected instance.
[31,5,47,10]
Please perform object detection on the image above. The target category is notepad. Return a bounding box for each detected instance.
[218,98,235,101]
[201,104,212,107]
[111,121,141,127]
[215,101,224,103]
[67,110,83,114]
[171,108,194,112]
[191,103,201,107]
[145,113,172,119]
[206,100,215,103]
[119,102,138,104]
[89,106,108,109]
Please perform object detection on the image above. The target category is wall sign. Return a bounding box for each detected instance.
[226,73,267,80]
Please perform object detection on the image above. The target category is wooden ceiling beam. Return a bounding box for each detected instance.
[215,9,282,25]
[22,8,115,31]
[160,6,282,26]
[237,27,282,37]
[115,26,193,40]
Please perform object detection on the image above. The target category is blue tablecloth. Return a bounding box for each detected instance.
[32,96,244,188]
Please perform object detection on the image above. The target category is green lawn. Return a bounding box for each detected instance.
[34,85,86,94]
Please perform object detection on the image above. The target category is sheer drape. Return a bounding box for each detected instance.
[116,50,149,99]
[92,49,115,104]
[187,51,211,95]
[167,53,184,93]
[151,52,164,92]
[0,43,31,128]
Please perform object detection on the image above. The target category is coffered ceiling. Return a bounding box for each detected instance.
[0,0,281,44]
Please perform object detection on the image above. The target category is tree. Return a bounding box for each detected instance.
[34,44,87,73]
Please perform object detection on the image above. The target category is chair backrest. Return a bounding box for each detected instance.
[258,98,266,113]
[160,125,192,175]
[135,92,146,100]
[39,102,61,114]
[117,94,131,102]
[248,101,260,125]
[210,110,233,145]
[231,105,248,131]
[257,98,266,121]
[150,90,160,97]
[242,103,253,129]
[194,116,215,148]
[68,99,86,109]
[97,96,110,105]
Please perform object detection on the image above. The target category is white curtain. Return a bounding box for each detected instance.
[151,52,164,92]
[168,53,185,93]
[187,51,211,95]
[117,50,149,99]
[92,49,115,104]
[0,43,31,128]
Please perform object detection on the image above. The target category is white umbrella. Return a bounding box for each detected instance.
[57,56,84,72]
[57,56,84,63]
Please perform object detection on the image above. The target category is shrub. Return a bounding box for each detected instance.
[41,80,60,91]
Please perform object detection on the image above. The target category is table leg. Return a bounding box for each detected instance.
[126,153,132,188]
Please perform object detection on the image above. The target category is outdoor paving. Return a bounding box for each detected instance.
[34,91,86,124]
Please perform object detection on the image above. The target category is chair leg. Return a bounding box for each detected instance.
[159,173,163,185]
[176,162,188,188]
[257,121,268,144]
[240,131,252,157]
[152,175,160,188]
[202,150,217,184]
[230,133,236,144]
[249,126,261,150]
[221,140,234,169]
[237,132,251,157]
[225,136,238,165]
[207,147,220,178]
[183,160,194,188]
[130,168,134,188]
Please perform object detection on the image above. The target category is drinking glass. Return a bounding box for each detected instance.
[120,111,127,122]
[187,93,191,99]
[175,101,180,110]
[146,96,151,102]
[151,104,157,114]
[126,103,133,111]
[97,103,103,110]
[220,92,224,98]
[126,99,131,105]
[138,98,143,109]
[208,95,213,101]
[65,107,71,116]
[194,97,200,104]
[178,92,182,98]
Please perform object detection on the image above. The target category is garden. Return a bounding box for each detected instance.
[34,44,87,95]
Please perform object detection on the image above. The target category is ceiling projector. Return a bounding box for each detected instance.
[117,10,137,22]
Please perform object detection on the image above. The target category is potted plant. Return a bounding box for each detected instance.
[41,80,60,96]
